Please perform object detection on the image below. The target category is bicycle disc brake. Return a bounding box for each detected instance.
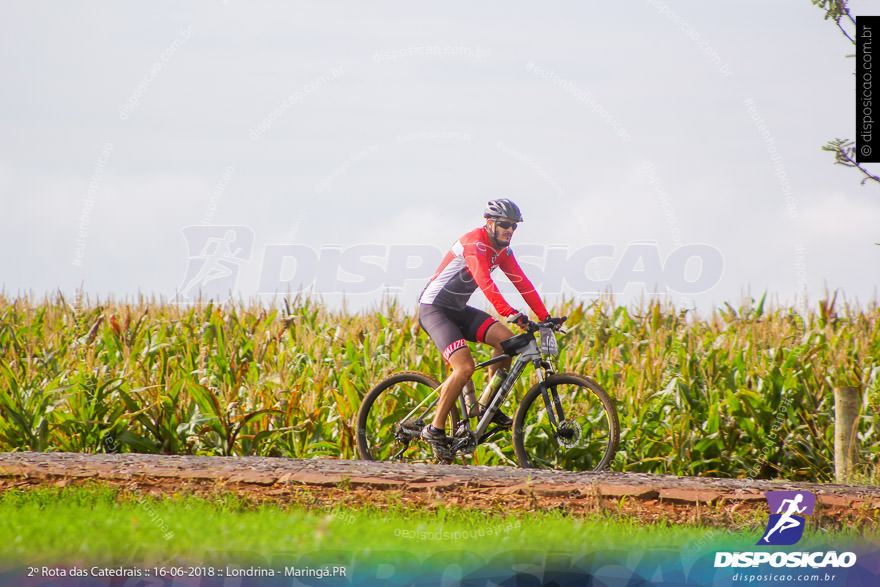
[556,419,582,448]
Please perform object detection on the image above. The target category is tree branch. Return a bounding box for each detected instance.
[813,0,856,44]
[836,19,856,44]
[823,139,880,185]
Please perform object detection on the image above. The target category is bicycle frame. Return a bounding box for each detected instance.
[392,323,567,457]
[470,338,544,439]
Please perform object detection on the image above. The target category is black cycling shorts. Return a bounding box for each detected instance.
[418,304,498,363]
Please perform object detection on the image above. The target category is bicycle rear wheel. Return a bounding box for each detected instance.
[356,371,459,463]
[513,373,619,471]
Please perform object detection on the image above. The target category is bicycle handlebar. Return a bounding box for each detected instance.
[525,315,567,334]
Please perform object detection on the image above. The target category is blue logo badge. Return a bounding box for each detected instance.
[757,491,815,546]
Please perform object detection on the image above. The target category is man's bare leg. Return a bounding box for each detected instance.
[431,347,475,432]
[483,322,514,377]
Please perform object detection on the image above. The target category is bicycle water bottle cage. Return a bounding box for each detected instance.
[501,333,534,356]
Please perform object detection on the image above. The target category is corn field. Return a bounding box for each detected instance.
[0,292,877,482]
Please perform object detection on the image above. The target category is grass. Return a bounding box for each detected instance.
[2,485,862,567]
[1,486,875,586]
[0,291,878,481]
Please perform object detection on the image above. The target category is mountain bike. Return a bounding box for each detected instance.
[356,317,620,471]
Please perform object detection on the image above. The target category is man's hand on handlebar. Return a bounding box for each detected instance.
[508,313,568,332]
[507,311,530,329]
[545,316,567,330]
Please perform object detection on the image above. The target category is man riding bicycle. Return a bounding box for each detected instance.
[417,198,557,460]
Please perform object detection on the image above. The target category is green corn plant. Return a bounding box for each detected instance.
[0,359,66,451]
[0,291,877,481]
[184,381,279,456]
[53,371,128,453]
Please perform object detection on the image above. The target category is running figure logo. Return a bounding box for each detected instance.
[758,490,816,546]
[178,226,254,302]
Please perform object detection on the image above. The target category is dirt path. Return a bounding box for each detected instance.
[1,452,878,531]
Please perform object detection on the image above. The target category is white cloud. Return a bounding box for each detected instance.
[2,2,879,310]
[800,192,880,240]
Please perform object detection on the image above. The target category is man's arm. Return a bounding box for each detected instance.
[500,252,550,321]
[462,245,518,318]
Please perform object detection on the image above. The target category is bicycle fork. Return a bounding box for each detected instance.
[537,368,567,432]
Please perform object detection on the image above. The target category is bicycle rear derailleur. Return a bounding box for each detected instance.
[396,418,426,443]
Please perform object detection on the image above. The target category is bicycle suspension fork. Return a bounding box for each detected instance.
[536,361,567,431]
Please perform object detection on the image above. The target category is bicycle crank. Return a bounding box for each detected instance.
[451,427,477,454]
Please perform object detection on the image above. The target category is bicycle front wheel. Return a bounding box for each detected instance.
[513,373,619,471]
[356,371,459,463]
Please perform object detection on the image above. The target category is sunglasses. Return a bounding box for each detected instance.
[494,220,518,230]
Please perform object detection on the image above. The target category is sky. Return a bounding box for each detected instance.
[2,1,880,316]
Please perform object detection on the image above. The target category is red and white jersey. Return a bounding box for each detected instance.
[419,226,550,320]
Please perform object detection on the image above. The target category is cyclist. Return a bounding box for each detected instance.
[418,198,555,460]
